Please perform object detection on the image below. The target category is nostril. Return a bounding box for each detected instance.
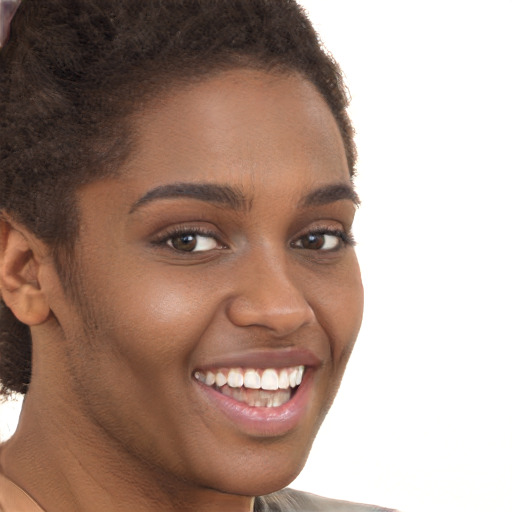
[225,293,315,336]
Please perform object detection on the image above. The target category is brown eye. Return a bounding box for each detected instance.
[166,233,219,252]
[170,234,197,252]
[294,232,343,251]
[300,233,326,250]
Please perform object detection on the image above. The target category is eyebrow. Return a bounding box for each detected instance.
[129,183,247,213]
[129,181,360,214]
[301,183,360,207]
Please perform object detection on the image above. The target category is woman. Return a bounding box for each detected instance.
[0,1,397,510]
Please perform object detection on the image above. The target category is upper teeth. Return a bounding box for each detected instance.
[194,366,305,391]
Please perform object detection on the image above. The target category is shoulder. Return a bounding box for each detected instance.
[255,488,399,512]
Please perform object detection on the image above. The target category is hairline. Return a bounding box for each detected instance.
[51,63,354,300]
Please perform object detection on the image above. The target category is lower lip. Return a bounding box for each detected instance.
[194,370,314,437]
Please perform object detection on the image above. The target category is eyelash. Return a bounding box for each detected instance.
[292,227,356,252]
[152,226,224,252]
[152,226,355,253]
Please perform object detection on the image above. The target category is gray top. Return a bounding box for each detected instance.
[256,488,398,512]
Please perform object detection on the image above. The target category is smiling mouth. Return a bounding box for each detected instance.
[193,366,305,408]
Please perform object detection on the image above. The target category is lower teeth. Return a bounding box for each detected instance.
[219,386,292,407]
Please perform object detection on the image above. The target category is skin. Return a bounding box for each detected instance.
[0,69,363,512]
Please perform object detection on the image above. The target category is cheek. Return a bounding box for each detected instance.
[67,251,222,391]
[62,265,221,438]
[101,269,218,369]
[310,253,364,363]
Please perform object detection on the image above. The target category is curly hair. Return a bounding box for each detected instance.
[0,0,356,396]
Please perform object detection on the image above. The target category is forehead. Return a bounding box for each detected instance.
[121,69,351,196]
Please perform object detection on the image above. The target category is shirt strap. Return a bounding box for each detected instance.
[0,472,45,512]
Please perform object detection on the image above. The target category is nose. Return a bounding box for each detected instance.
[225,253,315,337]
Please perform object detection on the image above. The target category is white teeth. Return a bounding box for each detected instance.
[205,371,216,386]
[296,366,304,386]
[278,369,290,389]
[215,372,227,387]
[193,366,305,408]
[228,368,244,388]
[272,391,290,407]
[289,368,298,388]
[259,390,290,407]
[261,369,279,390]
[195,365,306,393]
[244,369,261,389]
[194,371,206,383]
[242,389,291,407]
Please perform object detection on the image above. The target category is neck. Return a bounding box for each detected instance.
[1,390,255,512]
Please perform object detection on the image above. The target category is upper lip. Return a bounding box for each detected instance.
[193,348,322,371]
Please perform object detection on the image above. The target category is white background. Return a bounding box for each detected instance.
[291,2,512,511]
[1,2,512,512]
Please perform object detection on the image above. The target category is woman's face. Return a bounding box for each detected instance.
[51,69,363,497]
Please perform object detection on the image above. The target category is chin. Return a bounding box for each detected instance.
[215,468,303,499]
[199,437,314,498]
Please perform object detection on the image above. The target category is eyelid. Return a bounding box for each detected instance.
[152,225,226,251]
[150,222,355,254]
[291,226,356,251]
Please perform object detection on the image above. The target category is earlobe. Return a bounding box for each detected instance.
[0,219,51,326]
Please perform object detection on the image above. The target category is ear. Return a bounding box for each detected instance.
[0,217,51,326]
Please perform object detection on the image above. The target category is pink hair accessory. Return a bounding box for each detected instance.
[0,0,22,48]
